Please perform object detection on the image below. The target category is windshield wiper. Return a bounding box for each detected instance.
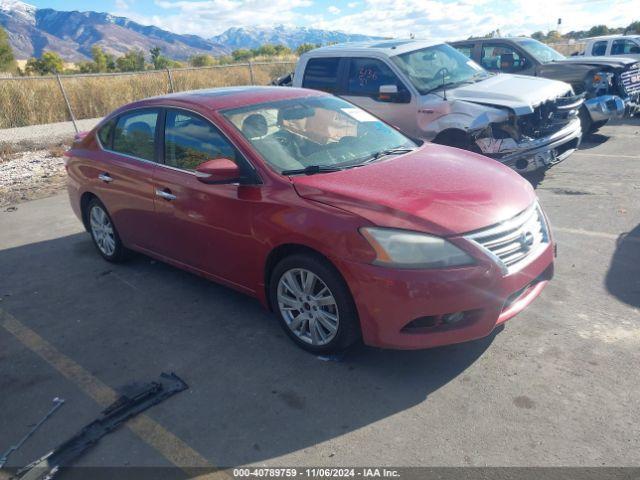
[282,165,344,176]
[360,147,417,164]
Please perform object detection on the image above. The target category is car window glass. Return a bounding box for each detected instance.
[97,120,114,148]
[611,39,640,55]
[112,111,158,161]
[346,58,407,96]
[592,41,607,56]
[481,45,526,72]
[164,110,237,171]
[454,45,473,58]
[302,57,340,93]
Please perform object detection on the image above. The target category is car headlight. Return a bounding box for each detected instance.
[590,71,612,92]
[360,227,476,269]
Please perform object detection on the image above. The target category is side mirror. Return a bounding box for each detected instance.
[378,84,410,103]
[195,158,241,184]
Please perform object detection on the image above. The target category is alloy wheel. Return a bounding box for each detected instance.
[89,205,116,257]
[277,268,339,346]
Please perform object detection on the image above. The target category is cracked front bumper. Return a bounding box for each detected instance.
[496,117,582,174]
[585,95,625,123]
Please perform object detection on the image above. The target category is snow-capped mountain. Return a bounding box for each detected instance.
[0,0,228,61]
[211,25,384,50]
[0,1,383,61]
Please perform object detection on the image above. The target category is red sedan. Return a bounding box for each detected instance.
[66,86,554,353]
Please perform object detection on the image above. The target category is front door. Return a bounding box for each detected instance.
[480,43,534,75]
[150,108,260,290]
[340,57,418,137]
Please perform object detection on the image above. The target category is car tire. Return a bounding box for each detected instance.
[86,198,128,263]
[269,253,361,354]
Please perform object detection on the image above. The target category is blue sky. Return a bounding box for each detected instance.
[25,0,634,41]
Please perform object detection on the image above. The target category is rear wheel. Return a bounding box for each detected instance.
[269,253,360,354]
[86,198,128,262]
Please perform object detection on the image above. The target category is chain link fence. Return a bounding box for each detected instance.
[0,61,296,131]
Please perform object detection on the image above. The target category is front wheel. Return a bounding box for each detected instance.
[269,254,361,354]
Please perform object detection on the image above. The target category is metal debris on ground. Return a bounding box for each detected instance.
[15,373,188,480]
[0,398,65,469]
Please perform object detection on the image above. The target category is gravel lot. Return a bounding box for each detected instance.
[0,117,638,473]
[0,149,66,208]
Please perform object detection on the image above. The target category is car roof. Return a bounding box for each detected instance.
[307,39,442,57]
[125,86,325,112]
[584,34,640,41]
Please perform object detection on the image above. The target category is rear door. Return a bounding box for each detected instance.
[149,108,261,289]
[90,109,161,250]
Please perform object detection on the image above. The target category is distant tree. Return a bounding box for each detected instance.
[626,21,640,34]
[273,44,291,56]
[231,49,253,61]
[77,60,97,73]
[587,25,609,37]
[546,30,563,43]
[116,49,146,71]
[189,54,215,67]
[94,46,115,71]
[252,44,277,56]
[531,31,545,41]
[0,26,16,72]
[296,43,319,55]
[149,46,171,69]
[25,51,65,75]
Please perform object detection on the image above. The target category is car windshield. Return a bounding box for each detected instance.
[222,96,416,174]
[518,39,565,63]
[391,44,489,95]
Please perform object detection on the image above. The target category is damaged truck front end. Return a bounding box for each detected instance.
[469,94,583,173]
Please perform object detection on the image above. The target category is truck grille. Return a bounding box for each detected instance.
[621,64,640,95]
[465,203,549,274]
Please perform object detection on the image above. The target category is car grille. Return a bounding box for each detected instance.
[465,203,549,274]
[621,64,640,95]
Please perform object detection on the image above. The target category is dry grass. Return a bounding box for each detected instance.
[0,61,297,129]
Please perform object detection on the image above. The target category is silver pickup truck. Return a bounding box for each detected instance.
[286,40,584,173]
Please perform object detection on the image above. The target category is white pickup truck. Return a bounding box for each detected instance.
[282,40,583,173]
[581,35,640,60]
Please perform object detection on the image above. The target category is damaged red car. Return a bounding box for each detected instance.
[66,86,554,353]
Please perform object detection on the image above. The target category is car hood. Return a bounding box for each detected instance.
[557,56,639,68]
[292,144,535,236]
[445,73,572,115]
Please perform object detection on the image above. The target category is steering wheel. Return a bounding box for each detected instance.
[272,131,302,158]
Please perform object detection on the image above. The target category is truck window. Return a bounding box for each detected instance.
[346,58,407,97]
[302,57,341,94]
[611,39,640,55]
[481,45,526,73]
[454,45,473,59]
[591,41,607,56]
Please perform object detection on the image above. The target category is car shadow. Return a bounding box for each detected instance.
[522,169,547,189]
[578,132,610,150]
[605,224,640,309]
[0,233,497,467]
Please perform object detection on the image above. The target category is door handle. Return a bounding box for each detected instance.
[98,173,113,183]
[155,188,176,201]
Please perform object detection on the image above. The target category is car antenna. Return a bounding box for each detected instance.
[442,70,447,101]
